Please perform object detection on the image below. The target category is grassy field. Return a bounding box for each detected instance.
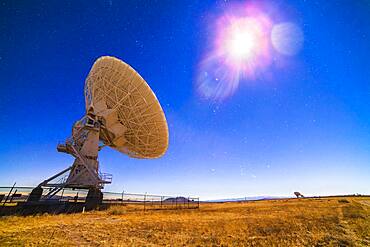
[0,197,369,246]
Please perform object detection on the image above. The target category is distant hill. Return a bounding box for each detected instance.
[163,197,193,203]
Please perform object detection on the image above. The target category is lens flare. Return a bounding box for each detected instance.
[271,22,304,56]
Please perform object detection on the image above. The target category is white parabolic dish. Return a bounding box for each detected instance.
[85,56,169,159]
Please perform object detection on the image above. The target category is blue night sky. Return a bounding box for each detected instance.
[1,1,369,200]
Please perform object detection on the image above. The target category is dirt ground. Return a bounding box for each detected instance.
[0,196,369,246]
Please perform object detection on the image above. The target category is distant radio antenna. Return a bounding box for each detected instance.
[294,192,304,198]
[28,56,169,208]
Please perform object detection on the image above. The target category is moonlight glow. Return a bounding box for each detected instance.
[197,2,304,100]
[197,4,274,100]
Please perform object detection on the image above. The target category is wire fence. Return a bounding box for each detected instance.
[0,186,199,213]
[103,191,200,210]
[0,186,88,204]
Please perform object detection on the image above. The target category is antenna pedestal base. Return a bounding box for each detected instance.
[27,187,43,202]
[85,188,103,210]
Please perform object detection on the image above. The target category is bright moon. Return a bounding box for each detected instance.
[223,18,264,63]
[229,30,256,60]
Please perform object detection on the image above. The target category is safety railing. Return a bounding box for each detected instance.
[99,173,113,183]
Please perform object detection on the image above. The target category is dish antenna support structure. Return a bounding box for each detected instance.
[28,56,169,208]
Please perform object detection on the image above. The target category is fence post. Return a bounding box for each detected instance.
[61,189,65,201]
[122,190,124,204]
[161,196,163,209]
[143,193,147,212]
[9,189,17,203]
[3,182,16,206]
[188,197,190,209]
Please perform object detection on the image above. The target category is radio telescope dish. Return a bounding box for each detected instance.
[28,56,169,209]
[85,56,168,158]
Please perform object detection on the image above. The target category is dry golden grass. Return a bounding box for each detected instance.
[0,197,369,246]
